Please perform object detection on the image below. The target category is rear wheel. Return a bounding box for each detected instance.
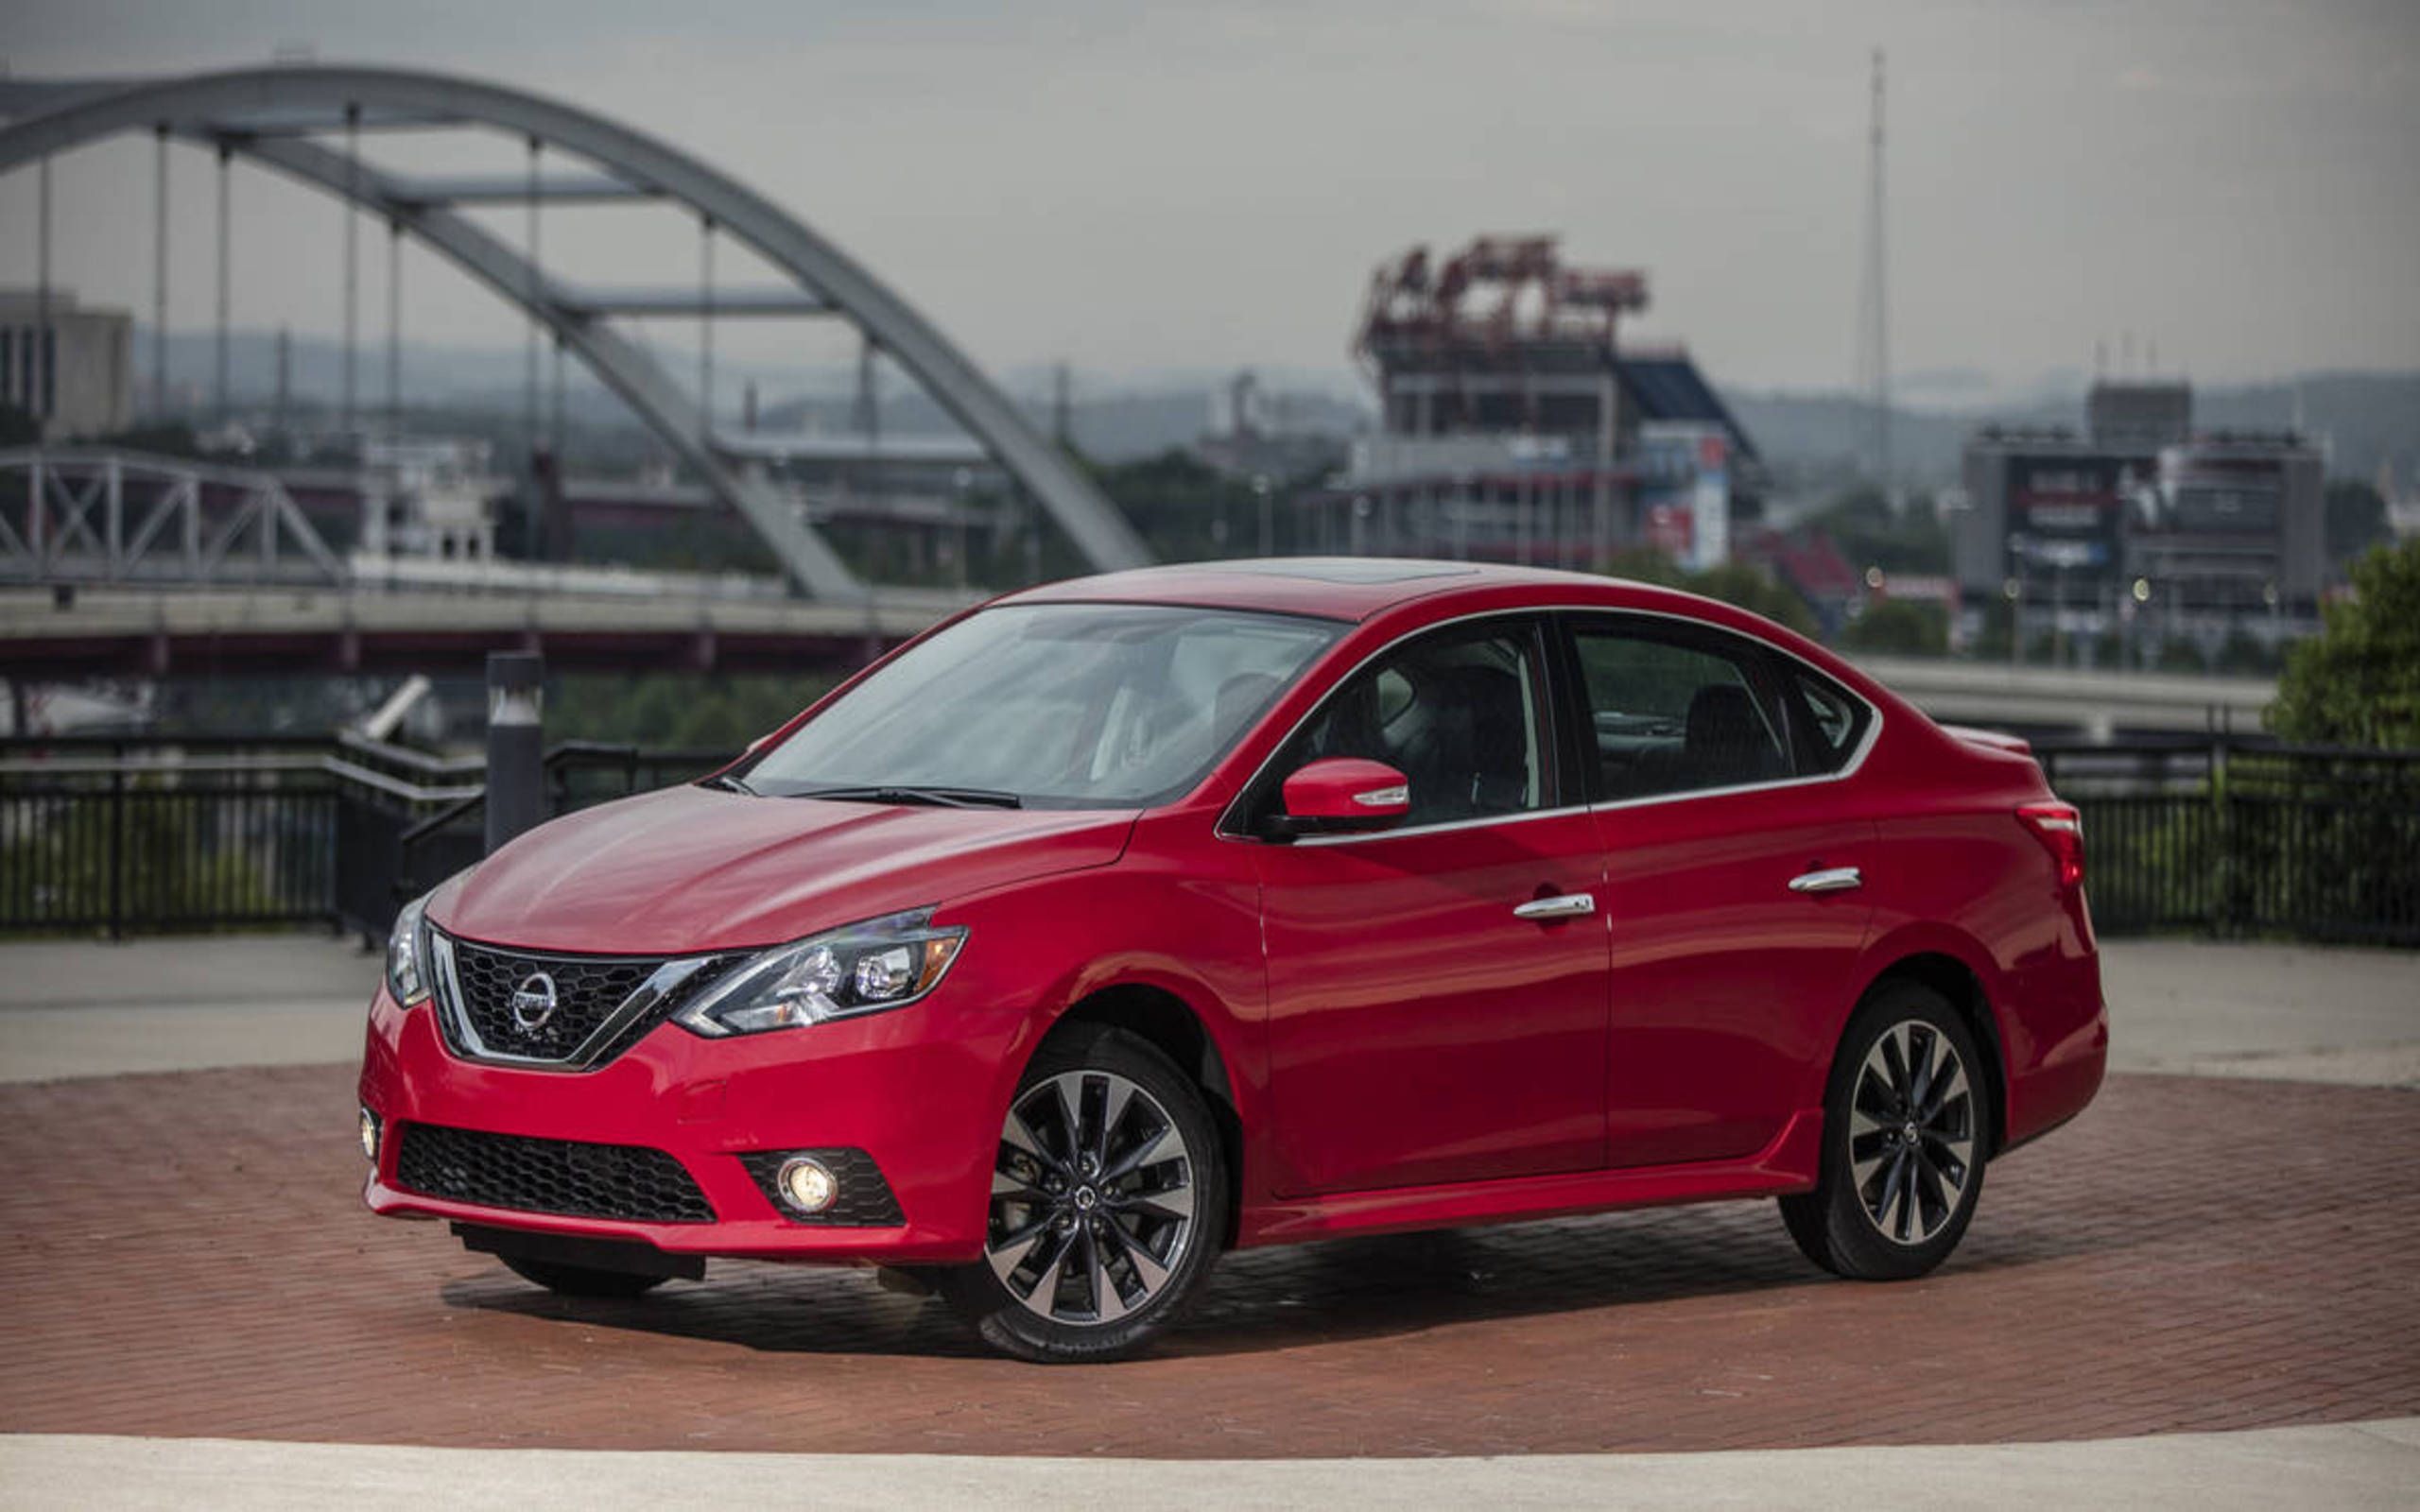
[500,1255,670,1298]
[941,1023,1225,1363]
[1781,981,1987,1280]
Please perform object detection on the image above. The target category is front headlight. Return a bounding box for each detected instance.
[673,907,967,1037]
[386,892,432,1006]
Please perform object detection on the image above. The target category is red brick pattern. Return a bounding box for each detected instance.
[0,1067,2413,1455]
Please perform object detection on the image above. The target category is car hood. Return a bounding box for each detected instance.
[431,784,1137,954]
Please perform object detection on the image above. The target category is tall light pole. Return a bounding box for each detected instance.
[953,467,972,591]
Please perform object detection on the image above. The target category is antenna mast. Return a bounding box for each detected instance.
[1854,48,1891,502]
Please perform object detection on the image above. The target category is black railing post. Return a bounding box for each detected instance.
[106,765,126,941]
[2210,731,2232,938]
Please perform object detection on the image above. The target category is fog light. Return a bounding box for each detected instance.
[357,1107,381,1163]
[775,1156,838,1214]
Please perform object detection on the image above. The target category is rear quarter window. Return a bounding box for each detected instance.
[1786,666,1875,774]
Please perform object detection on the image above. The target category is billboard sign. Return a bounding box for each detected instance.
[2003,453,2148,580]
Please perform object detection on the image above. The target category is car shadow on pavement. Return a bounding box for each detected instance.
[436,1197,2105,1362]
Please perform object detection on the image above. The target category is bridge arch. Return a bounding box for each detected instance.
[0,65,1150,600]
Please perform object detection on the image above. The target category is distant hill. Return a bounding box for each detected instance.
[130,327,2412,483]
[1720,371,2420,488]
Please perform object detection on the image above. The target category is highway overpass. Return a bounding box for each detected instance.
[0,585,973,678]
[2,585,2275,736]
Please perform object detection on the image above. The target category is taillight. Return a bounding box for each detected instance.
[2018,802,2084,889]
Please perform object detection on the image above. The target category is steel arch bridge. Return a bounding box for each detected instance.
[0,65,1150,601]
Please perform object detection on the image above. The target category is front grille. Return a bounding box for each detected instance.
[443,938,663,1061]
[432,934,729,1068]
[392,1123,717,1224]
[737,1147,907,1227]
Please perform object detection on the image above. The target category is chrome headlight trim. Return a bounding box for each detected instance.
[672,907,968,1038]
[386,892,432,1006]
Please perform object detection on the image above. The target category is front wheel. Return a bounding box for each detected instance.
[941,1023,1225,1363]
[1781,981,1987,1280]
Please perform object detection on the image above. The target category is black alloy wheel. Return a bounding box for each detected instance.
[1782,980,1989,1281]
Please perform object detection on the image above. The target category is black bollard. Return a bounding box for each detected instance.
[484,651,544,854]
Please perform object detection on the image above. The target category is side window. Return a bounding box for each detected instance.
[1270,621,1551,828]
[1569,622,1792,800]
[1785,665,1874,774]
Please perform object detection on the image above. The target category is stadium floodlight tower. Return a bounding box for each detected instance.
[0,64,1151,601]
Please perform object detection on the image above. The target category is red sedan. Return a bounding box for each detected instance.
[360,560,2107,1362]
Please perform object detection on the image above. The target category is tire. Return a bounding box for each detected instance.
[940,1022,1226,1363]
[1781,980,1988,1281]
[500,1255,671,1299]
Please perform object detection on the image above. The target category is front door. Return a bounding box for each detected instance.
[1251,616,1609,1196]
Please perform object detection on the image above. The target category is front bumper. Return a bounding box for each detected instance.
[357,981,1009,1264]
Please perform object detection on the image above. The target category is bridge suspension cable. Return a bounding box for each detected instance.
[215,143,231,423]
[151,125,168,421]
[341,103,361,436]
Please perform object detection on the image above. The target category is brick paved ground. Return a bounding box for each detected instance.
[0,1066,2413,1457]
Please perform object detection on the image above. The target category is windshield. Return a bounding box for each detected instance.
[741,603,1343,808]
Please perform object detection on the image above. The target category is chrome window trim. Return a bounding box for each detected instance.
[429,929,716,1073]
[1217,602,1883,845]
[1293,800,1594,848]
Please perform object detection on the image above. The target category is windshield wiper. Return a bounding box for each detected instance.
[790,783,1023,810]
[699,772,755,795]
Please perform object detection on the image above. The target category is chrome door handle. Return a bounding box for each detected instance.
[1789,866,1863,894]
[1513,893,1597,920]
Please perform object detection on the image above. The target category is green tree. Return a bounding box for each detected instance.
[2268,537,2420,747]
[2213,629,2278,676]
[1600,547,1819,639]
[2325,480,2391,563]
[546,672,838,751]
[1839,598,1948,657]
[2155,637,2208,674]
[1806,485,1951,576]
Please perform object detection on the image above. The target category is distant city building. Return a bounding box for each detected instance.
[2085,380,2192,450]
[1193,369,1347,484]
[0,288,133,439]
[357,437,501,562]
[1954,380,2326,645]
[1310,235,1760,567]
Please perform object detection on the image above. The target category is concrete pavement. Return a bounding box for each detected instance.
[2101,938,2420,1088]
[0,932,372,1082]
[5,1421,2417,1511]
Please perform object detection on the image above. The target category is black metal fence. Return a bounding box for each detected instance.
[0,735,728,940]
[2038,738,2420,946]
[6,731,2417,946]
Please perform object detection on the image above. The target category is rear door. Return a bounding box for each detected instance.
[1563,613,1878,1168]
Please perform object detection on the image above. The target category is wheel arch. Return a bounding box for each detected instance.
[1854,944,2012,1159]
[1037,980,1247,1246]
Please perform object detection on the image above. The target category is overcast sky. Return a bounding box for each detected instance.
[3,0,2414,405]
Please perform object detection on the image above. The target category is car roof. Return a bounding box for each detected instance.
[997,558,1631,623]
